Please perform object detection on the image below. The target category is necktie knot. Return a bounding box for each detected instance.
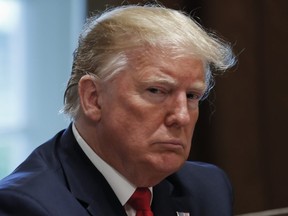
[128,187,153,216]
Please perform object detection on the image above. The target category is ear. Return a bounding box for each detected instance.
[78,75,102,121]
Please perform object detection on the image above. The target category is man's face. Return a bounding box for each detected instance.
[94,49,206,186]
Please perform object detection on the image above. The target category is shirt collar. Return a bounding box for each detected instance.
[72,123,140,205]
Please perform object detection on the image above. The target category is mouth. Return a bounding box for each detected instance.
[153,140,185,150]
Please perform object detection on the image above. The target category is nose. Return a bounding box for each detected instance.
[165,93,194,127]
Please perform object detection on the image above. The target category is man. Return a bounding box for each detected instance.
[0,4,235,216]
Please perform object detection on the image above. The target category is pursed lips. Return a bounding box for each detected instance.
[152,139,185,149]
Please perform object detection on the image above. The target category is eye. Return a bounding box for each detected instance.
[187,92,201,100]
[147,87,165,94]
[145,86,169,103]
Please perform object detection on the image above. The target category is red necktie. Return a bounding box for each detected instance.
[128,187,154,216]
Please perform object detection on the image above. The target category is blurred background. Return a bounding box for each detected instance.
[0,0,287,215]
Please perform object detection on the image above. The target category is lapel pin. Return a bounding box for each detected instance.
[176,212,190,216]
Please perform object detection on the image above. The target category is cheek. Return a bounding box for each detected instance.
[103,104,146,139]
[117,94,164,126]
[109,110,164,151]
[192,108,199,123]
[187,110,199,136]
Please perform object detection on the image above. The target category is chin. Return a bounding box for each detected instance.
[153,158,185,176]
[133,159,185,187]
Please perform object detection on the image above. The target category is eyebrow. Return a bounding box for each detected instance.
[141,74,206,92]
[190,81,207,93]
[141,75,178,86]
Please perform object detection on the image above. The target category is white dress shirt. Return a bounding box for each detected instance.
[72,124,152,216]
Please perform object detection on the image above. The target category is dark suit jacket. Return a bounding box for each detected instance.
[0,124,233,216]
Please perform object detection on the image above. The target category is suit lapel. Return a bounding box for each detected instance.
[56,125,194,216]
[152,175,193,216]
[56,125,127,216]
[152,179,175,216]
[86,194,127,216]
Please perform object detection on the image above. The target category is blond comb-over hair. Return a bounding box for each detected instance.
[63,4,236,119]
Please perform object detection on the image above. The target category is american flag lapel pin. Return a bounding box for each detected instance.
[176,212,190,216]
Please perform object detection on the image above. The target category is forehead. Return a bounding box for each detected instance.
[128,46,204,69]
[125,47,206,87]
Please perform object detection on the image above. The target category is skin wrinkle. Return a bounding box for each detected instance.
[128,47,207,94]
[76,49,206,187]
[63,6,235,119]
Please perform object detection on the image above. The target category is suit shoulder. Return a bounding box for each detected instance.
[0,188,50,215]
[181,161,228,176]
[0,129,66,199]
[165,161,233,215]
[0,148,63,216]
[168,161,232,196]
